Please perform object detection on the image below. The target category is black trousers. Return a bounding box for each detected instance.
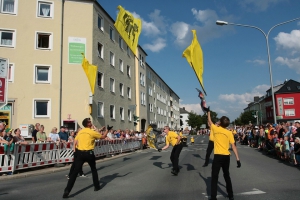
[211,154,233,200]
[68,151,84,177]
[205,140,214,165]
[65,150,100,193]
[170,143,183,172]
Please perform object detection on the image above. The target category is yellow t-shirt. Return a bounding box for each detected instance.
[211,124,234,155]
[232,130,237,135]
[75,128,102,150]
[166,131,179,146]
[191,137,194,142]
[209,126,214,141]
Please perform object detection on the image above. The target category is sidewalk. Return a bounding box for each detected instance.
[0,150,142,181]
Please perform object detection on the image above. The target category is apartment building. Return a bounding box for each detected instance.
[0,0,136,131]
[146,63,180,130]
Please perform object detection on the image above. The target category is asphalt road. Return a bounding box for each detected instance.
[1,135,300,200]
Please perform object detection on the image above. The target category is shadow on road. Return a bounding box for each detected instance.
[123,157,131,161]
[198,172,227,198]
[192,154,205,160]
[100,172,132,189]
[149,156,162,160]
[85,164,114,176]
[0,193,8,196]
[69,172,132,198]
[153,162,172,169]
[183,163,196,171]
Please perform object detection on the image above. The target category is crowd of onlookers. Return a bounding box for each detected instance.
[234,120,300,166]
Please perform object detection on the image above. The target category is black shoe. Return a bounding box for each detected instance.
[227,195,234,200]
[94,186,101,191]
[171,170,178,176]
[202,163,208,167]
[62,190,69,198]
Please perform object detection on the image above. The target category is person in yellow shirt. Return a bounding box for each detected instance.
[190,136,195,145]
[158,126,182,175]
[207,110,241,200]
[63,118,109,198]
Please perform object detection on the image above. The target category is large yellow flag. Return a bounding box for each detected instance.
[114,5,142,56]
[182,30,206,95]
[81,54,97,94]
[146,125,158,150]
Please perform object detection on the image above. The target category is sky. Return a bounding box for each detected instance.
[97,0,300,121]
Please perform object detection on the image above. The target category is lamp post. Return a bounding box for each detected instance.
[216,17,300,124]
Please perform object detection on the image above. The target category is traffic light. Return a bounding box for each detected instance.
[133,115,139,126]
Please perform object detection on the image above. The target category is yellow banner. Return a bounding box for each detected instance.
[182,30,206,95]
[114,5,142,56]
[81,54,97,94]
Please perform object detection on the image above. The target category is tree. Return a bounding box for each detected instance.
[201,110,219,126]
[186,111,202,130]
[238,110,256,125]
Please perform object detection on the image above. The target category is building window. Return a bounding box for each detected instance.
[297,86,300,90]
[141,92,145,105]
[283,98,294,105]
[98,15,103,31]
[109,26,114,41]
[110,105,115,119]
[120,107,124,120]
[140,73,145,86]
[36,32,52,50]
[119,59,123,72]
[110,78,115,92]
[119,36,123,49]
[97,71,103,88]
[35,65,51,84]
[126,45,130,57]
[0,29,15,47]
[110,51,115,66]
[8,63,14,82]
[119,83,124,96]
[127,65,131,77]
[287,86,291,90]
[34,99,51,118]
[127,87,131,99]
[97,43,103,59]
[128,109,132,121]
[148,87,152,96]
[37,1,53,18]
[1,0,17,14]
[285,109,295,116]
[97,102,104,118]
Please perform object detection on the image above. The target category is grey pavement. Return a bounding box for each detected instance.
[1,135,300,200]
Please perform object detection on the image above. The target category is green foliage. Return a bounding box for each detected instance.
[234,110,256,125]
[186,110,219,130]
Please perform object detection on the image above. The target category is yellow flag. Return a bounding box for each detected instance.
[146,125,157,150]
[81,54,97,94]
[182,30,206,95]
[114,5,142,56]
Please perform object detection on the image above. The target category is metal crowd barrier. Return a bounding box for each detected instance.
[0,139,141,175]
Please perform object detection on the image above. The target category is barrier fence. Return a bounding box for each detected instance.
[0,139,142,175]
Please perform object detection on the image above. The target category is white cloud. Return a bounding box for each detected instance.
[239,0,285,11]
[219,84,269,104]
[170,8,234,47]
[246,59,266,65]
[143,37,166,52]
[275,57,300,74]
[274,30,300,51]
[180,103,202,114]
[132,9,166,37]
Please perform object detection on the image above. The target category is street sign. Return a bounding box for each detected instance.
[0,57,8,110]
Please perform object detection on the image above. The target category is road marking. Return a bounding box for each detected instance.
[203,188,266,199]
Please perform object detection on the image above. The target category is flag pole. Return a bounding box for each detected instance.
[190,62,207,95]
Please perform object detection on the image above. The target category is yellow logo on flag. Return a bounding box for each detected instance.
[114,5,142,55]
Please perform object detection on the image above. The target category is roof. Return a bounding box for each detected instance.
[180,107,190,114]
[275,79,300,94]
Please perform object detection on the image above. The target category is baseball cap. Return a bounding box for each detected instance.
[254,126,258,129]
[5,128,13,133]
[295,120,300,123]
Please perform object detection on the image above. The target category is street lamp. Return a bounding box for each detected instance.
[216,17,300,124]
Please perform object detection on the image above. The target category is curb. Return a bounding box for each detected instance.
[0,150,141,181]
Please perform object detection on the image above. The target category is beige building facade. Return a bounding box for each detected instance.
[0,0,179,134]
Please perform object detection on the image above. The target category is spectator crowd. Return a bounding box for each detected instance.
[234,120,300,166]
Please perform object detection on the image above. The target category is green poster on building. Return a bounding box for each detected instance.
[68,37,86,64]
